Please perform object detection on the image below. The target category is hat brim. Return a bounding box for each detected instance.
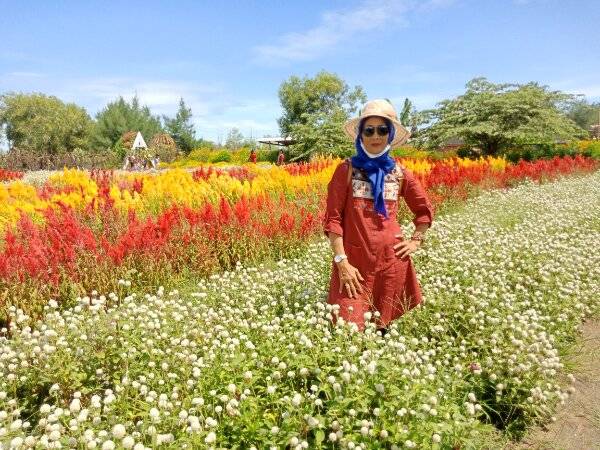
[343,116,411,148]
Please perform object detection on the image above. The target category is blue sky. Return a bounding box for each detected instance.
[1,0,599,144]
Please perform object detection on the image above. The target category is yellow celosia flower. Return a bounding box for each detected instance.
[0,156,517,233]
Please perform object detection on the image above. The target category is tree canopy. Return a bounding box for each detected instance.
[278,71,366,161]
[286,110,354,161]
[416,78,585,155]
[224,128,245,149]
[400,98,412,126]
[163,98,196,154]
[0,92,92,154]
[399,97,426,137]
[564,99,600,133]
[91,96,163,152]
[278,71,366,136]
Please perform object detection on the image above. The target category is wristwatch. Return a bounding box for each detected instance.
[333,254,348,264]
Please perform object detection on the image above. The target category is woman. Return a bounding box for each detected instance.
[249,149,258,163]
[277,150,285,166]
[323,99,433,332]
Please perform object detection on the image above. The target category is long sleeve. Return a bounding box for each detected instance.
[400,168,434,227]
[323,161,350,237]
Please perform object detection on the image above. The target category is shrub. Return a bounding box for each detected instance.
[578,140,600,158]
[229,147,251,164]
[210,150,232,163]
[502,143,583,163]
[113,137,129,162]
[187,147,214,163]
[456,146,482,159]
[258,148,280,163]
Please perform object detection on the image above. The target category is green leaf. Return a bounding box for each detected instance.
[315,429,325,445]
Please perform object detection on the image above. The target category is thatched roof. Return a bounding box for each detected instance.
[150,133,176,148]
[121,131,138,149]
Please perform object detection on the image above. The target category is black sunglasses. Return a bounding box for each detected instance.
[362,125,389,137]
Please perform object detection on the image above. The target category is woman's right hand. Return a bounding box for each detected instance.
[337,260,364,298]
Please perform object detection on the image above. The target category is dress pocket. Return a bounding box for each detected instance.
[346,243,374,272]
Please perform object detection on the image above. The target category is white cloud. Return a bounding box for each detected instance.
[0,72,281,142]
[76,78,280,140]
[253,0,452,65]
[573,85,600,99]
[549,76,600,100]
[63,78,224,115]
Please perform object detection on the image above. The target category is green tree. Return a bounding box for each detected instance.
[163,98,196,154]
[399,97,427,138]
[0,92,92,154]
[278,71,366,161]
[416,77,585,155]
[225,128,245,149]
[193,137,215,149]
[278,71,366,136]
[564,99,600,133]
[91,96,162,152]
[287,110,353,161]
[400,98,412,126]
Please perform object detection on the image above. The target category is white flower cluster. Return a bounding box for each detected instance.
[18,170,59,187]
[0,172,598,448]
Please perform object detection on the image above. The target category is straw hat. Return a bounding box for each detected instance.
[343,99,410,147]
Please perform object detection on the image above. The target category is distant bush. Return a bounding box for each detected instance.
[501,142,581,163]
[391,145,452,160]
[229,148,251,164]
[456,146,482,159]
[163,146,283,168]
[577,140,600,159]
[113,137,129,161]
[187,147,214,162]
[209,150,232,164]
[259,148,280,163]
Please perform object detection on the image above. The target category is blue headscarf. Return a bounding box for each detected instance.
[350,118,396,218]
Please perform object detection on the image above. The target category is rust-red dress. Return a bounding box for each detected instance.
[323,160,434,330]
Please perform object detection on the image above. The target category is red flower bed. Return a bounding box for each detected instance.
[499,155,598,184]
[192,166,255,182]
[283,159,336,176]
[0,169,24,182]
[0,191,324,322]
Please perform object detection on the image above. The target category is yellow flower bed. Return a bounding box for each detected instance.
[0,156,507,232]
[0,182,48,229]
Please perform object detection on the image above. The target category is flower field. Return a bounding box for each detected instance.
[0,170,23,183]
[0,155,598,325]
[0,171,598,449]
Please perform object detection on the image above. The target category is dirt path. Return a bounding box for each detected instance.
[508,319,600,450]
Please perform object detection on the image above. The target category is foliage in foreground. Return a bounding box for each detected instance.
[0,173,598,448]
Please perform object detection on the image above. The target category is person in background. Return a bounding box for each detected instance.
[122,154,136,171]
[323,99,434,334]
[277,150,285,166]
[249,149,258,163]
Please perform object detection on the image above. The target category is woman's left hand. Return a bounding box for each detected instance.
[393,234,421,258]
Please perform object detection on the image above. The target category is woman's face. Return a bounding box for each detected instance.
[361,116,390,155]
